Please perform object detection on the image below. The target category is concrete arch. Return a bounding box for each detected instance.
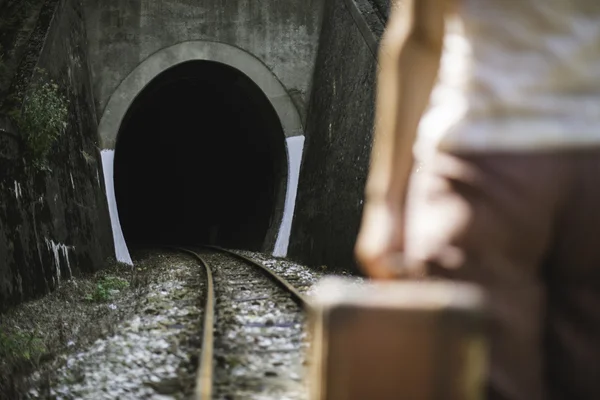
[98,41,304,264]
[98,40,304,149]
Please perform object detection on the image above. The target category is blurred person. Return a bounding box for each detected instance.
[355,0,600,399]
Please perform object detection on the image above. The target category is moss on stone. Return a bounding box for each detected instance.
[0,330,46,364]
[10,68,69,170]
[84,275,130,302]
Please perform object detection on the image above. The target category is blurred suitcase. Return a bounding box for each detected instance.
[308,278,488,400]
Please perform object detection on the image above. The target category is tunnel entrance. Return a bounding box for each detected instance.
[114,60,288,251]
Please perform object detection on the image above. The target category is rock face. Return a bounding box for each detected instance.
[288,0,385,273]
[0,0,113,310]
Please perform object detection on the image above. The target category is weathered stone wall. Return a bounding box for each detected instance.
[0,0,113,310]
[83,0,325,123]
[371,0,391,20]
[288,0,385,272]
[0,0,47,111]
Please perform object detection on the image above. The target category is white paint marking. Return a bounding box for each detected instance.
[62,245,72,278]
[45,238,75,284]
[13,180,22,200]
[101,150,133,265]
[70,173,75,189]
[273,135,305,258]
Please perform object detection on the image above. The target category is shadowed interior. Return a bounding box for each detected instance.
[114,60,288,251]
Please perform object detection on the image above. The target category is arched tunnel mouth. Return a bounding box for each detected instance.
[114,60,288,251]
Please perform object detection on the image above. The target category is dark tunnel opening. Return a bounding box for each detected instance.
[114,60,288,251]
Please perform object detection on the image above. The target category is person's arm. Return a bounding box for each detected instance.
[355,0,447,279]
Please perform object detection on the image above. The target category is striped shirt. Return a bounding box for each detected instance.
[416,0,600,156]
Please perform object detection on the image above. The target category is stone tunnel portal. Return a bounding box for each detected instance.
[114,60,288,251]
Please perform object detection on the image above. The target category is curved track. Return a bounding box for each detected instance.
[174,246,310,400]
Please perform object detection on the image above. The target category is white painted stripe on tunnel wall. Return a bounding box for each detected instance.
[274,135,305,258]
[101,150,134,265]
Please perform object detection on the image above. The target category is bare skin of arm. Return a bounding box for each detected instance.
[355,0,448,279]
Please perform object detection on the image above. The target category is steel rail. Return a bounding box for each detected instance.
[171,247,215,400]
[169,245,309,399]
[199,244,310,309]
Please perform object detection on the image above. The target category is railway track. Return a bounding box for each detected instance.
[175,246,311,400]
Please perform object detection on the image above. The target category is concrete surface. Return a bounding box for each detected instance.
[83,0,325,124]
[288,0,383,272]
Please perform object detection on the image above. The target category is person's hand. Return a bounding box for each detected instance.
[355,198,405,280]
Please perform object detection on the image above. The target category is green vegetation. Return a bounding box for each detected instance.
[0,330,46,365]
[10,68,69,170]
[85,275,130,302]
